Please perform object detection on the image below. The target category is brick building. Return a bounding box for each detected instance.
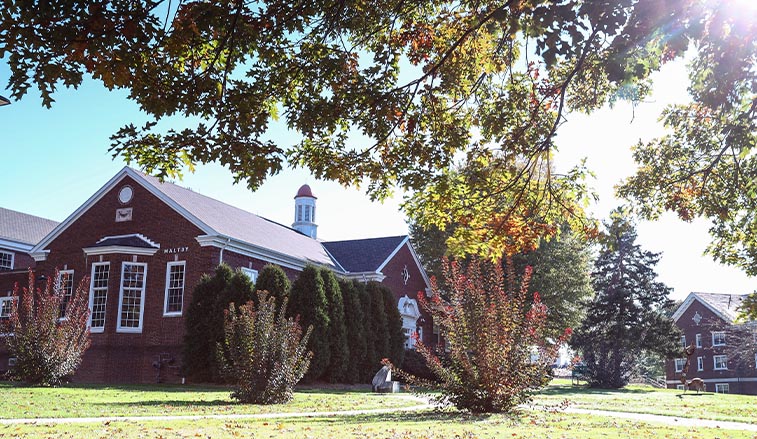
[665,292,757,394]
[0,167,432,383]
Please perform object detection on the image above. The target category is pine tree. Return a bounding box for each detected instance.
[254,264,291,307]
[320,268,349,383]
[379,284,405,367]
[339,279,368,383]
[288,265,330,381]
[571,210,681,388]
[183,264,254,383]
[365,282,389,374]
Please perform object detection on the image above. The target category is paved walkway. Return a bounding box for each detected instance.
[2,398,756,432]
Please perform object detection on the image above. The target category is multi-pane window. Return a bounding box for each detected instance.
[697,356,704,371]
[695,333,702,348]
[0,251,13,270]
[674,358,686,373]
[713,355,728,370]
[680,335,687,348]
[296,205,303,222]
[241,267,258,284]
[164,262,185,316]
[715,383,730,394]
[89,263,110,331]
[57,270,74,318]
[118,263,147,332]
[0,296,14,319]
[712,331,726,346]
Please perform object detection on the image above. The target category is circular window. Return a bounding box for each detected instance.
[118,186,134,204]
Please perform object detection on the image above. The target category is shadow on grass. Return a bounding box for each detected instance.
[538,384,657,397]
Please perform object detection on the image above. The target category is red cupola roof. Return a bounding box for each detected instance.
[295,184,317,199]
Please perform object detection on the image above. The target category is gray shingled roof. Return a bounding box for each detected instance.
[693,292,748,323]
[322,236,406,273]
[0,207,59,246]
[135,171,339,268]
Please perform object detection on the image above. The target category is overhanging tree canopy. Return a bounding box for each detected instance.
[2,0,755,260]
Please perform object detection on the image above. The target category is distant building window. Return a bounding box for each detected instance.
[297,205,303,222]
[0,251,13,271]
[713,355,728,370]
[674,358,686,373]
[0,296,14,319]
[57,270,75,318]
[680,335,686,348]
[117,262,147,332]
[241,267,258,284]
[164,261,186,316]
[715,383,729,394]
[304,205,311,222]
[676,384,685,390]
[697,356,704,371]
[89,263,110,332]
[712,331,726,347]
[695,333,702,348]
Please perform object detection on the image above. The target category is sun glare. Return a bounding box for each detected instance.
[727,0,757,14]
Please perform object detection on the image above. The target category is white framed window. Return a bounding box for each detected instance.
[713,355,728,370]
[89,262,110,332]
[117,262,147,332]
[697,356,704,371]
[296,205,303,222]
[163,261,186,316]
[712,331,726,347]
[57,269,74,318]
[0,296,14,319]
[695,333,702,348]
[680,335,687,348]
[674,358,686,373]
[715,383,729,394]
[676,384,685,390]
[241,267,258,284]
[0,251,13,271]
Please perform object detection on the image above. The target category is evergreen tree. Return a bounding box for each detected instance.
[357,281,376,382]
[365,282,389,374]
[380,284,406,367]
[339,279,368,383]
[183,264,255,383]
[254,264,291,307]
[320,268,349,383]
[571,210,681,389]
[288,265,330,381]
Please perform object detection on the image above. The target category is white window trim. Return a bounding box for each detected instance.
[57,269,75,319]
[88,262,110,333]
[674,358,686,373]
[712,331,726,347]
[676,384,685,390]
[713,355,728,370]
[695,333,702,348]
[697,356,704,371]
[715,383,730,394]
[680,335,686,348]
[116,262,147,333]
[0,250,14,270]
[241,267,258,284]
[163,261,186,317]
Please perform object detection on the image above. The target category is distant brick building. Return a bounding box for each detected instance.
[0,167,432,383]
[666,292,757,395]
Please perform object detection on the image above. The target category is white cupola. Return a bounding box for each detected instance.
[293,184,318,239]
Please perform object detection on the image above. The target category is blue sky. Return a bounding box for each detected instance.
[0,56,753,301]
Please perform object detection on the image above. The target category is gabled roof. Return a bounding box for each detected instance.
[33,167,339,270]
[323,235,407,273]
[673,292,749,324]
[0,207,59,249]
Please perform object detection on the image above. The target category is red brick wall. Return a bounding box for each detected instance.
[379,243,435,346]
[666,299,757,395]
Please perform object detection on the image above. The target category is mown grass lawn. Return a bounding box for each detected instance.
[0,383,417,419]
[533,379,757,424]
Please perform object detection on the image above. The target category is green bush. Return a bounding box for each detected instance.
[339,279,368,383]
[254,264,290,307]
[380,284,405,367]
[223,291,312,404]
[183,264,254,383]
[3,271,91,386]
[287,265,330,381]
[320,269,349,383]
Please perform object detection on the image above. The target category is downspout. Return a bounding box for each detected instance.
[219,236,231,265]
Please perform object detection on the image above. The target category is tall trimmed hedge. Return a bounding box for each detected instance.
[380,284,406,367]
[254,264,291,307]
[288,265,330,381]
[321,268,349,383]
[339,279,368,384]
[183,264,255,383]
[365,282,389,376]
